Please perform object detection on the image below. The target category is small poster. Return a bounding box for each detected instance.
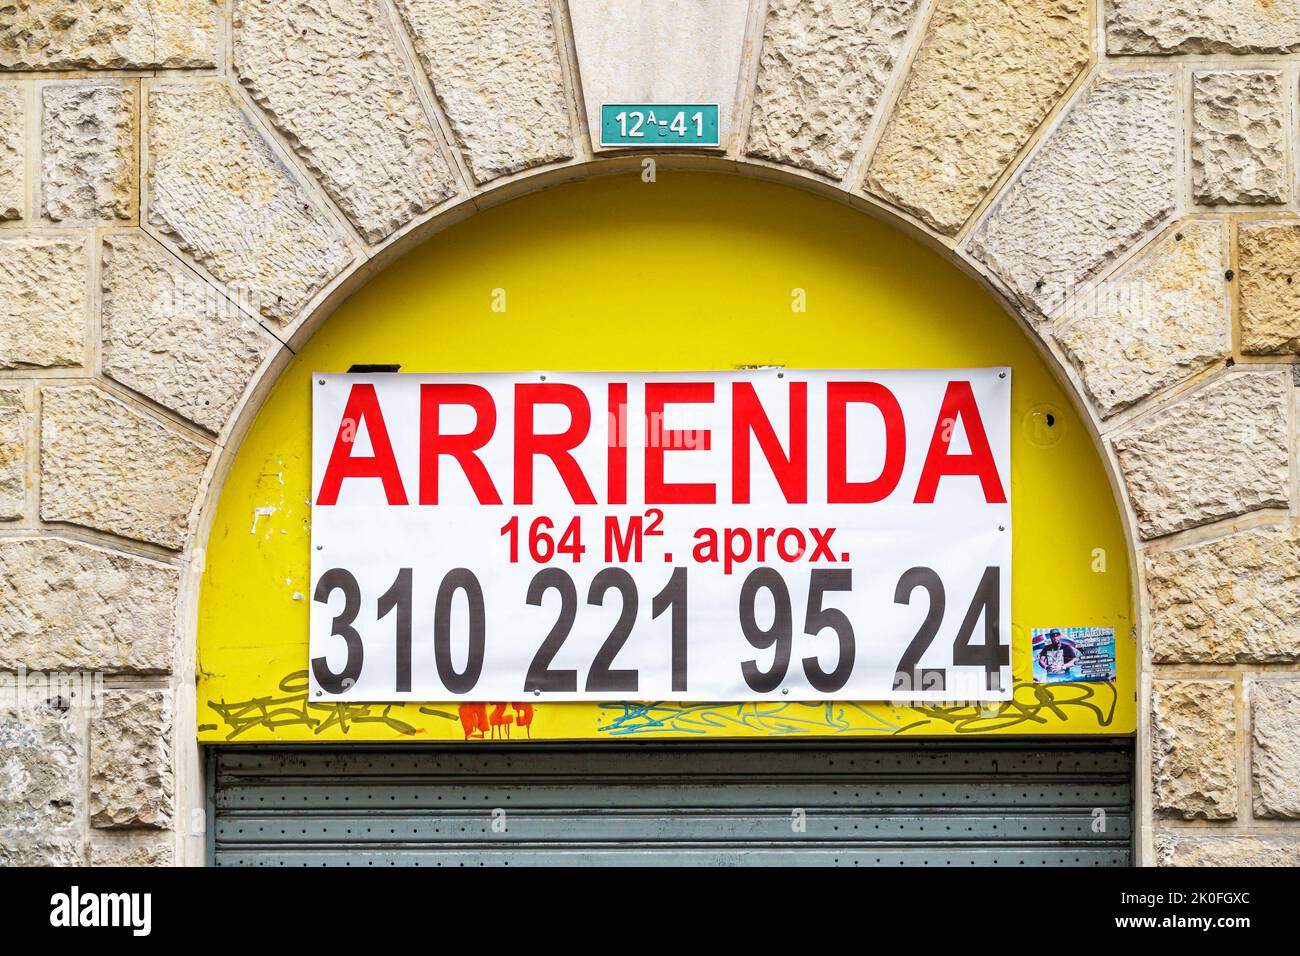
[1032,627,1116,684]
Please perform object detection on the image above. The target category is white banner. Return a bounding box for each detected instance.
[309,369,1012,703]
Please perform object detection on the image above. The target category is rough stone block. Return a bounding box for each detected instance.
[0,839,84,866]
[866,0,1090,235]
[1147,525,1300,664]
[968,72,1178,316]
[89,841,174,866]
[0,537,177,674]
[0,0,220,70]
[0,235,87,369]
[397,0,572,183]
[40,385,210,551]
[234,0,457,244]
[0,700,83,864]
[1057,221,1230,418]
[1155,832,1300,867]
[102,233,277,433]
[0,386,26,519]
[1251,679,1300,818]
[1192,71,1287,207]
[1239,222,1300,354]
[1106,0,1300,55]
[90,689,173,829]
[1113,371,1290,539]
[0,85,23,220]
[147,84,353,324]
[746,0,923,180]
[42,83,137,223]
[1151,679,1238,820]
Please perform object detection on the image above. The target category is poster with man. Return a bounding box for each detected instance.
[1032,627,1116,684]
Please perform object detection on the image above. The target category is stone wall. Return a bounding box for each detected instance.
[1,0,1298,866]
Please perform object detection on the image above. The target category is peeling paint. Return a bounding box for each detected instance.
[250,505,275,534]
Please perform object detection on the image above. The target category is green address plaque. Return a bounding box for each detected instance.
[600,104,720,148]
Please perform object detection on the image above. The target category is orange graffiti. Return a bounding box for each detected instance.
[489,703,512,738]
[459,702,535,740]
[514,702,535,736]
[458,703,489,739]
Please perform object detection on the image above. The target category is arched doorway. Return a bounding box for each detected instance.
[195,171,1135,865]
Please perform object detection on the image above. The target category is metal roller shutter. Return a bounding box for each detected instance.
[209,740,1133,867]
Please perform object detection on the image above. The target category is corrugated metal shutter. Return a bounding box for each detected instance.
[209,740,1132,866]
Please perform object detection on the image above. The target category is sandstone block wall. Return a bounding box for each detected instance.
[1,0,1298,866]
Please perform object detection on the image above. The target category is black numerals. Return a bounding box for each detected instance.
[802,569,855,694]
[893,567,946,693]
[524,568,579,692]
[524,567,689,693]
[377,567,412,692]
[651,566,688,692]
[739,568,793,693]
[311,568,364,694]
[318,566,486,695]
[585,568,639,692]
[893,565,1006,693]
[740,568,857,693]
[434,569,486,693]
[951,566,1007,692]
[314,562,1006,698]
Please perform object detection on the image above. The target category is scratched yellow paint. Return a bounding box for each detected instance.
[197,173,1135,743]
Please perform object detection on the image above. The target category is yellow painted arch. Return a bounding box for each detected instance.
[196,172,1134,743]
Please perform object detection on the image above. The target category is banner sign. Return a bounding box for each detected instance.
[309,369,1012,703]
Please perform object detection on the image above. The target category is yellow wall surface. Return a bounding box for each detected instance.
[197,172,1134,743]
